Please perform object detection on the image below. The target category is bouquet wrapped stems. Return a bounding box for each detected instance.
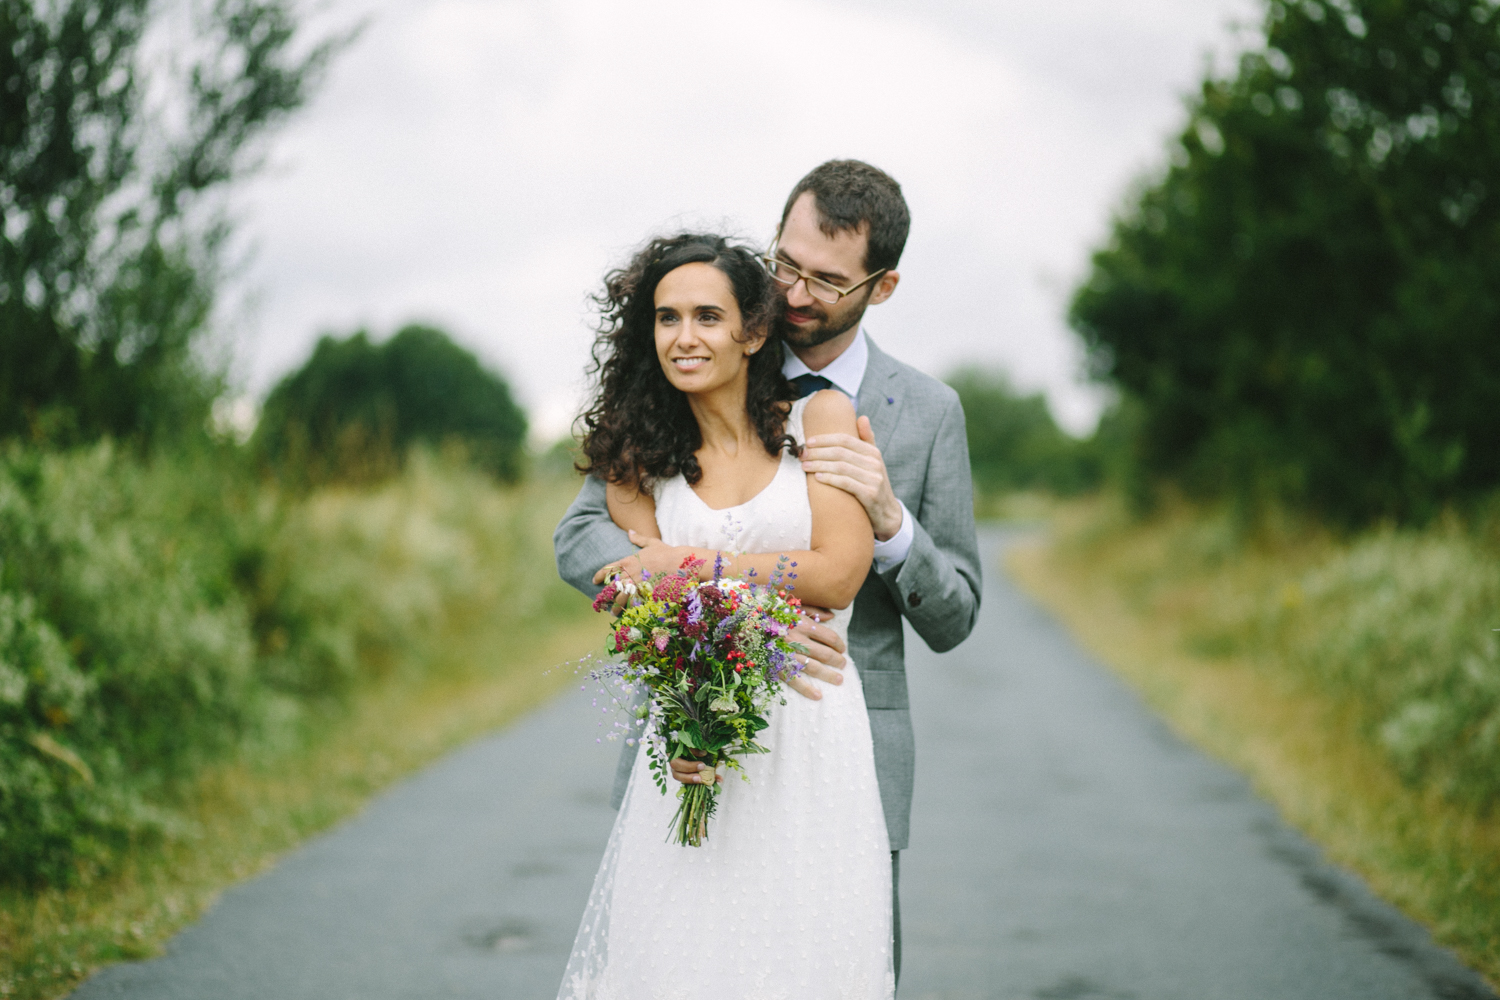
[670,756,720,847]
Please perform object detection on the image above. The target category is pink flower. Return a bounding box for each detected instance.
[592,582,619,613]
[653,575,689,606]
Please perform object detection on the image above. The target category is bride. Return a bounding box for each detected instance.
[557,232,894,1000]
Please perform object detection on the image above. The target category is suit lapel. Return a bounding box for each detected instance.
[857,335,905,452]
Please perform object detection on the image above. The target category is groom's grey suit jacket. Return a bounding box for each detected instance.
[552,335,982,850]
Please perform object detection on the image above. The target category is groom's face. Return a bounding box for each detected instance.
[771,193,877,350]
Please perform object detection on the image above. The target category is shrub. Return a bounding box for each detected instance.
[0,443,263,884]
[0,441,574,887]
[946,367,1102,496]
[255,326,528,484]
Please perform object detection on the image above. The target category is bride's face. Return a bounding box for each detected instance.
[654,262,763,396]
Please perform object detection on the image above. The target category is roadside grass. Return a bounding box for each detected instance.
[0,467,601,1000]
[1007,495,1500,986]
[973,489,1060,524]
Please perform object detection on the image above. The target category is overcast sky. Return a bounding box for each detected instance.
[225,0,1260,441]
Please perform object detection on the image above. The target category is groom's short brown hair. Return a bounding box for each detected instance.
[780,160,910,275]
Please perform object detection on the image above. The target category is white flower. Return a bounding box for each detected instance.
[708,695,738,713]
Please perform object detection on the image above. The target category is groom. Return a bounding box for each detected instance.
[553,159,983,983]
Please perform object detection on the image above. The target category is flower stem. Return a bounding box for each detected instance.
[668,759,719,846]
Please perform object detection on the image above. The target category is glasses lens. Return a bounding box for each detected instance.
[764,258,797,285]
[806,277,842,304]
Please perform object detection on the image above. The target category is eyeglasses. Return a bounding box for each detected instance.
[758,239,887,305]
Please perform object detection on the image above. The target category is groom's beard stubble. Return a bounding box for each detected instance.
[774,296,868,350]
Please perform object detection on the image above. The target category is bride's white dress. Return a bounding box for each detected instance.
[558,397,894,1000]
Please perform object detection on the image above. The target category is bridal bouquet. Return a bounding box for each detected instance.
[591,555,806,846]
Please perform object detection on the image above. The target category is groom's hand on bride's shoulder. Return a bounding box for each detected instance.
[799,416,903,541]
[786,609,847,702]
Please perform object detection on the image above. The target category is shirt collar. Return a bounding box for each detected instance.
[781,326,869,400]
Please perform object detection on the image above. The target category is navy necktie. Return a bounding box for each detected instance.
[789,374,834,399]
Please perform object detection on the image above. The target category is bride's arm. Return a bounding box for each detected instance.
[607,392,873,609]
[735,390,874,608]
[605,480,661,543]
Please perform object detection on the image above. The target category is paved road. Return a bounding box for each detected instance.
[73,529,1495,1000]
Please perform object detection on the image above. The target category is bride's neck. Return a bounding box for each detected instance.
[687,380,757,457]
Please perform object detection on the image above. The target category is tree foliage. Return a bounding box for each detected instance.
[1070,0,1500,523]
[0,0,334,445]
[946,367,1101,496]
[256,325,529,483]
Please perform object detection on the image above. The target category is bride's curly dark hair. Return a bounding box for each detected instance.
[578,233,798,490]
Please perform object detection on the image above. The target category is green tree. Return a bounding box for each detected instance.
[946,367,1100,495]
[0,0,335,446]
[256,325,529,483]
[1070,0,1500,523]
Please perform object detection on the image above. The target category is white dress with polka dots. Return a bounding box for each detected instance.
[557,397,894,1000]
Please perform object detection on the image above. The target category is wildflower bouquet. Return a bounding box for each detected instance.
[592,556,805,846]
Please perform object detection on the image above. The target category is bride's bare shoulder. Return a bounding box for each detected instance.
[801,389,857,436]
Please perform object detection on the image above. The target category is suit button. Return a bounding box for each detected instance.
[907,592,922,608]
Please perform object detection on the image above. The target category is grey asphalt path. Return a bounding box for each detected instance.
[72,528,1495,1000]
[898,530,1495,1000]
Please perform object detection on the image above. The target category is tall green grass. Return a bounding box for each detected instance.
[0,442,586,889]
[1061,498,1500,814]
